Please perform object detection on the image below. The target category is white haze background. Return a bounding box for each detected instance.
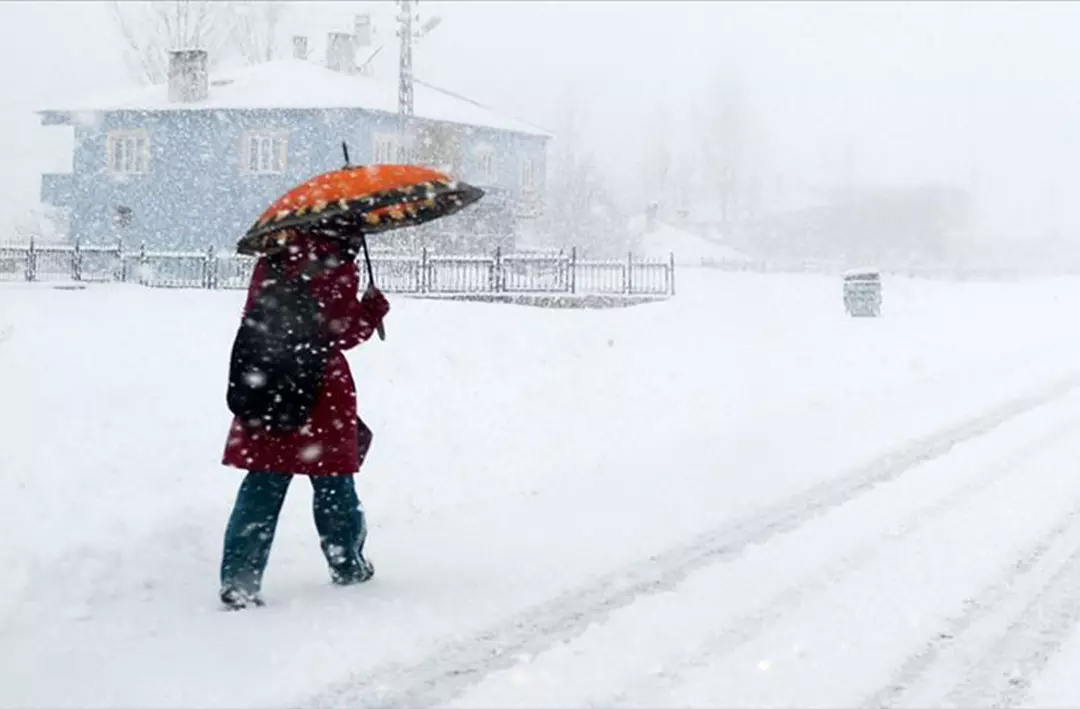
[2,1,1080,252]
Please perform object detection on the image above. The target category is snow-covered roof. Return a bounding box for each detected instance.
[632,217,754,265]
[44,59,551,138]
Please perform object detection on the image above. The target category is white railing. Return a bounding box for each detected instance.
[0,238,675,297]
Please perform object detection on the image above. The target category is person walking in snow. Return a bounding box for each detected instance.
[219,230,389,610]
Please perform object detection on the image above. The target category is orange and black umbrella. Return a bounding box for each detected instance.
[238,145,484,342]
[237,148,484,256]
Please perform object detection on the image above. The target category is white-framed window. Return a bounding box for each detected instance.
[521,156,539,191]
[475,144,496,184]
[107,129,150,175]
[373,132,409,163]
[241,130,288,175]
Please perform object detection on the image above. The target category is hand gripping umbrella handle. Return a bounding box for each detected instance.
[360,234,386,341]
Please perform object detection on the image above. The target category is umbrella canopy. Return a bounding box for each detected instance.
[238,164,485,255]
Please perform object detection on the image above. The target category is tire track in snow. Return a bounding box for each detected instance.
[303,372,1080,709]
[599,412,1080,709]
[938,529,1080,708]
[862,497,1080,709]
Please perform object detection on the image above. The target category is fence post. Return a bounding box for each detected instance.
[204,244,216,289]
[570,246,577,294]
[625,251,633,294]
[420,247,429,293]
[138,241,148,286]
[115,237,124,282]
[669,251,676,296]
[26,235,35,282]
[73,237,82,281]
[492,245,503,293]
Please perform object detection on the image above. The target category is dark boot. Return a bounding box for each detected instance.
[311,474,374,586]
[330,555,374,586]
[220,585,266,610]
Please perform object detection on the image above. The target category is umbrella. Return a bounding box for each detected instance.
[237,145,485,256]
[237,143,485,342]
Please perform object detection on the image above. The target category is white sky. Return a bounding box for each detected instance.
[2,1,1080,240]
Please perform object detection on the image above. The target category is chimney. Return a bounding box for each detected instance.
[326,32,356,74]
[354,13,372,50]
[168,50,209,103]
[354,13,375,76]
[292,35,309,60]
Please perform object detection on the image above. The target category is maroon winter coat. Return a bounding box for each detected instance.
[222,233,389,476]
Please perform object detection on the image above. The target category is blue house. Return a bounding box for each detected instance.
[38,43,550,252]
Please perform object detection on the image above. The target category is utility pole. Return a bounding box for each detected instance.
[396,0,416,164]
[397,0,415,118]
[396,0,444,161]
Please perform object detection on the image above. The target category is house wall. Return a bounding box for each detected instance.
[40,107,548,250]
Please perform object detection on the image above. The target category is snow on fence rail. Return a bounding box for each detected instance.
[0,238,675,297]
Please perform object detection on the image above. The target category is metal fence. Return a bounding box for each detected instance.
[0,238,675,297]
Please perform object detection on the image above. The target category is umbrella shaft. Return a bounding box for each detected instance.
[361,235,376,288]
[359,234,386,341]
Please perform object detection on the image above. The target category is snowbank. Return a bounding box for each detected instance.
[633,217,753,265]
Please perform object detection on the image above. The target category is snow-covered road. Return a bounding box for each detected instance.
[435,381,1080,709]
[4,272,1080,707]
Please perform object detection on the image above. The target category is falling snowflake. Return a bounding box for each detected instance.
[323,541,348,563]
[300,443,323,462]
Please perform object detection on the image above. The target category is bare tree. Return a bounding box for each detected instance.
[542,92,627,257]
[112,1,234,84]
[691,74,763,237]
[227,1,288,65]
[640,107,674,214]
[111,1,285,85]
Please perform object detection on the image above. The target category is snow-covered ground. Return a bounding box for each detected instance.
[4,270,1080,707]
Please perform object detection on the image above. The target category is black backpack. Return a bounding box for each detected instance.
[226,257,331,431]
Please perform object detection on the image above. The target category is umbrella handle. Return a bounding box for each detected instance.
[360,234,386,341]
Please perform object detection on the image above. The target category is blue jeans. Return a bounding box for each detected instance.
[220,471,370,596]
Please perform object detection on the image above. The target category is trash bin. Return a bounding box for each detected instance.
[843,269,882,317]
